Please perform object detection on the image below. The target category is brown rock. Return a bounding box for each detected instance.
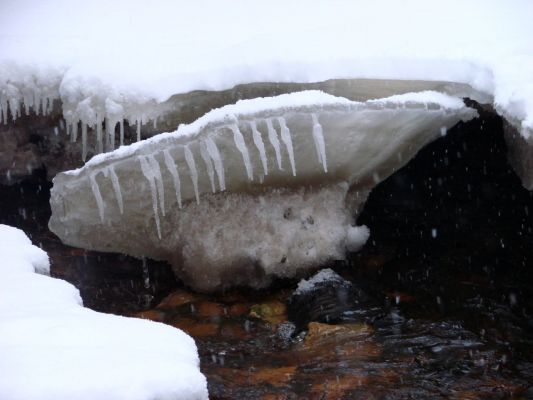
[249,301,287,325]
[132,310,166,322]
[248,366,296,386]
[157,289,203,309]
[220,323,250,340]
[197,301,225,318]
[171,318,219,337]
[228,303,250,317]
[304,321,373,346]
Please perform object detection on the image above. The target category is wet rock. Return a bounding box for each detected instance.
[287,268,381,330]
[504,119,533,190]
[303,321,373,348]
[249,301,287,325]
[156,289,202,309]
[171,318,220,337]
[132,309,166,322]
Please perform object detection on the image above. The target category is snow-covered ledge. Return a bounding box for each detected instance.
[1,1,532,187]
[48,91,476,291]
[0,224,208,400]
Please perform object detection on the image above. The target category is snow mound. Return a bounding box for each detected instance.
[0,224,208,400]
[49,90,476,291]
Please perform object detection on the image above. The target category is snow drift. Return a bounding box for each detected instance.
[49,90,476,291]
[0,224,208,400]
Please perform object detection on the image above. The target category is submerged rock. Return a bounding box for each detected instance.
[288,269,355,329]
[49,90,476,291]
[288,268,382,330]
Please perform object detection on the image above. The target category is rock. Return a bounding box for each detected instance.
[132,309,166,322]
[287,268,382,330]
[288,268,356,329]
[156,289,202,309]
[171,318,220,337]
[300,322,378,358]
[504,119,533,190]
[249,301,287,325]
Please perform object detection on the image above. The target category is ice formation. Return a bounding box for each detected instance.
[0,224,208,400]
[49,90,476,291]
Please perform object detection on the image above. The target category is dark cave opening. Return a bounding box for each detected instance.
[344,101,533,362]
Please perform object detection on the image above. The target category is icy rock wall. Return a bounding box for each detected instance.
[49,91,476,291]
[504,120,533,191]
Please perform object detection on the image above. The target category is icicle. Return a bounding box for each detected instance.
[250,120,268,176]
[136,119,141,142]
[106,118,117,151]
[71,121,78,143]
[33,92,39,115]
[0,96,6,124]
[89,172,105,222]
[23,94,30,115]
[119,119,124,146]
[206,137,225,191]
[184,145,200,204]
[153,117,157,129]
[163,149,182,208]
[266,118,282,170]
[82,123,88,162]
[108,165,123,214]
[139,156,161,239]
[148,154,165,216]
[311,113,327,173]
[230,124,253,181]
[278,117,296,176]
[200,141,216,193]
[96,115,103,154]
[9,98,19,122]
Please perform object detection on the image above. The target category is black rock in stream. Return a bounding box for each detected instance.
[287,268,383,331]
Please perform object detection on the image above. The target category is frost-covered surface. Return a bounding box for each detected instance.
[49,91,476,291]
[0,0,531,138]
[0,224,208,400]
[294,268,348,296]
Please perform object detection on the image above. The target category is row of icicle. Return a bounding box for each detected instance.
[66,116,156,162]
[0,93,56,124]
[0,91,157,163]
[89,114,328,238]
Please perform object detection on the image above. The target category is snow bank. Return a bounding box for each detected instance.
[0,0,532,138]
[0,224,208,400]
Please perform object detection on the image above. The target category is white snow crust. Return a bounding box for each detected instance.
[346,225,371,253]
[294,268,348,296]
[0,0,532,137]
[67,89,466,174]
[0,224,208,400]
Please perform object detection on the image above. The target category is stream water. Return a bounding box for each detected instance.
[1,104,532,399]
